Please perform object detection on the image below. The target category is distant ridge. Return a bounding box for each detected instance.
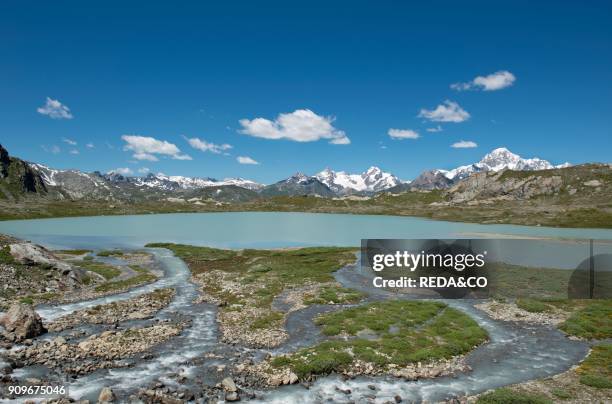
[0,143,577,200]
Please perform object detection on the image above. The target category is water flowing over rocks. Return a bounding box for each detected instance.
[9,323,183,375]
[46,288,175,332]
[0,243,599,403]
[192,269,289,348]
[236,355,470,389]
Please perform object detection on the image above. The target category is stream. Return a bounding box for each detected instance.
[259,259,589,402]
[2,247,590,403]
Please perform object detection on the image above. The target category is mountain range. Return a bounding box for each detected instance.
[436,147,570,181]
[0,143,573,201]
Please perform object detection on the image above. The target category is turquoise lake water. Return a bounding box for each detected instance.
[0,212,611,270]
[0,211,611,249]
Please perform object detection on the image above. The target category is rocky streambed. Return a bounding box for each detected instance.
[0,247,593,403]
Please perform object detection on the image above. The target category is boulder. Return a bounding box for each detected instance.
[53,336,66,345]
[0,303,46,341]
[98,387,115,402]
[584,179,602,187]
[7,242,85,286]
[221,377,237,392]
[9,243,76,273]
[225,391,240,402]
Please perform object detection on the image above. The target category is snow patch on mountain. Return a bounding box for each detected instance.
[134,173,263,190]
[315,166,404,194]
[437,148,571,181]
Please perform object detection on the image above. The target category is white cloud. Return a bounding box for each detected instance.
[329,136,351,145]
[86,142,94,148]
[451,140,478,148]
[37,97,73,119]
[121,135,192,161]
[426,125,443,133]
[108,167,133,176]
[185,136,233,154]
[419,100,470,123]
[138,167,150,174]
[132,152,159,161]
[237,156,259,165]
[451,70,516,91]
[239,109,350,145]
[171,153,193,161]
[388,128,420,140]
[61,137,77,146]
[50,145,61,154]
[69,149,79,155]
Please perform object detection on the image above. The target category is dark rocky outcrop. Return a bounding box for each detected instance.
[0,143,47,197]
[0,144,10,177]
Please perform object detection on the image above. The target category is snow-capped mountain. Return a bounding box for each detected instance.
[31,163,106,187]
[437,148,571,181]
[133,173,263,191]
[315,166,404,194]
[25,147,573,199]
[28,164,263,200]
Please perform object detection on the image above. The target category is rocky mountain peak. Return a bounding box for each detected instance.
[289,173,310,183]
[364,166,382,175]
[0,144,9,165]
[0,144,10,177]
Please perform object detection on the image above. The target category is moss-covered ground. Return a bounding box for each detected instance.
[270,300,487,379]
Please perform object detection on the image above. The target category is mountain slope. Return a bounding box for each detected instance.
[446,163,610,203]
[260,173,336,197]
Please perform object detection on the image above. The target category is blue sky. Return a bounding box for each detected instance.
[1,1,610,183]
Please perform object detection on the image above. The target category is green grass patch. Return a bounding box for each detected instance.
[251,311,284,329]
[78,260,121,280]
[477,388,552,404]
[271,300,487,379]
[96,249,125,257]
[487,263,572,299]
[552,208,612,229]
[550,388,572,399]
[577,344,611,388]
[516,298,551,313]
[0,245,14,264]
[94,266,156,292]
[303,286,365,305]
[559,300,612,339]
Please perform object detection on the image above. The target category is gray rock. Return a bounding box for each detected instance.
[0,303,46,341]
[221,377,238,392]
[98,386,115,402]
